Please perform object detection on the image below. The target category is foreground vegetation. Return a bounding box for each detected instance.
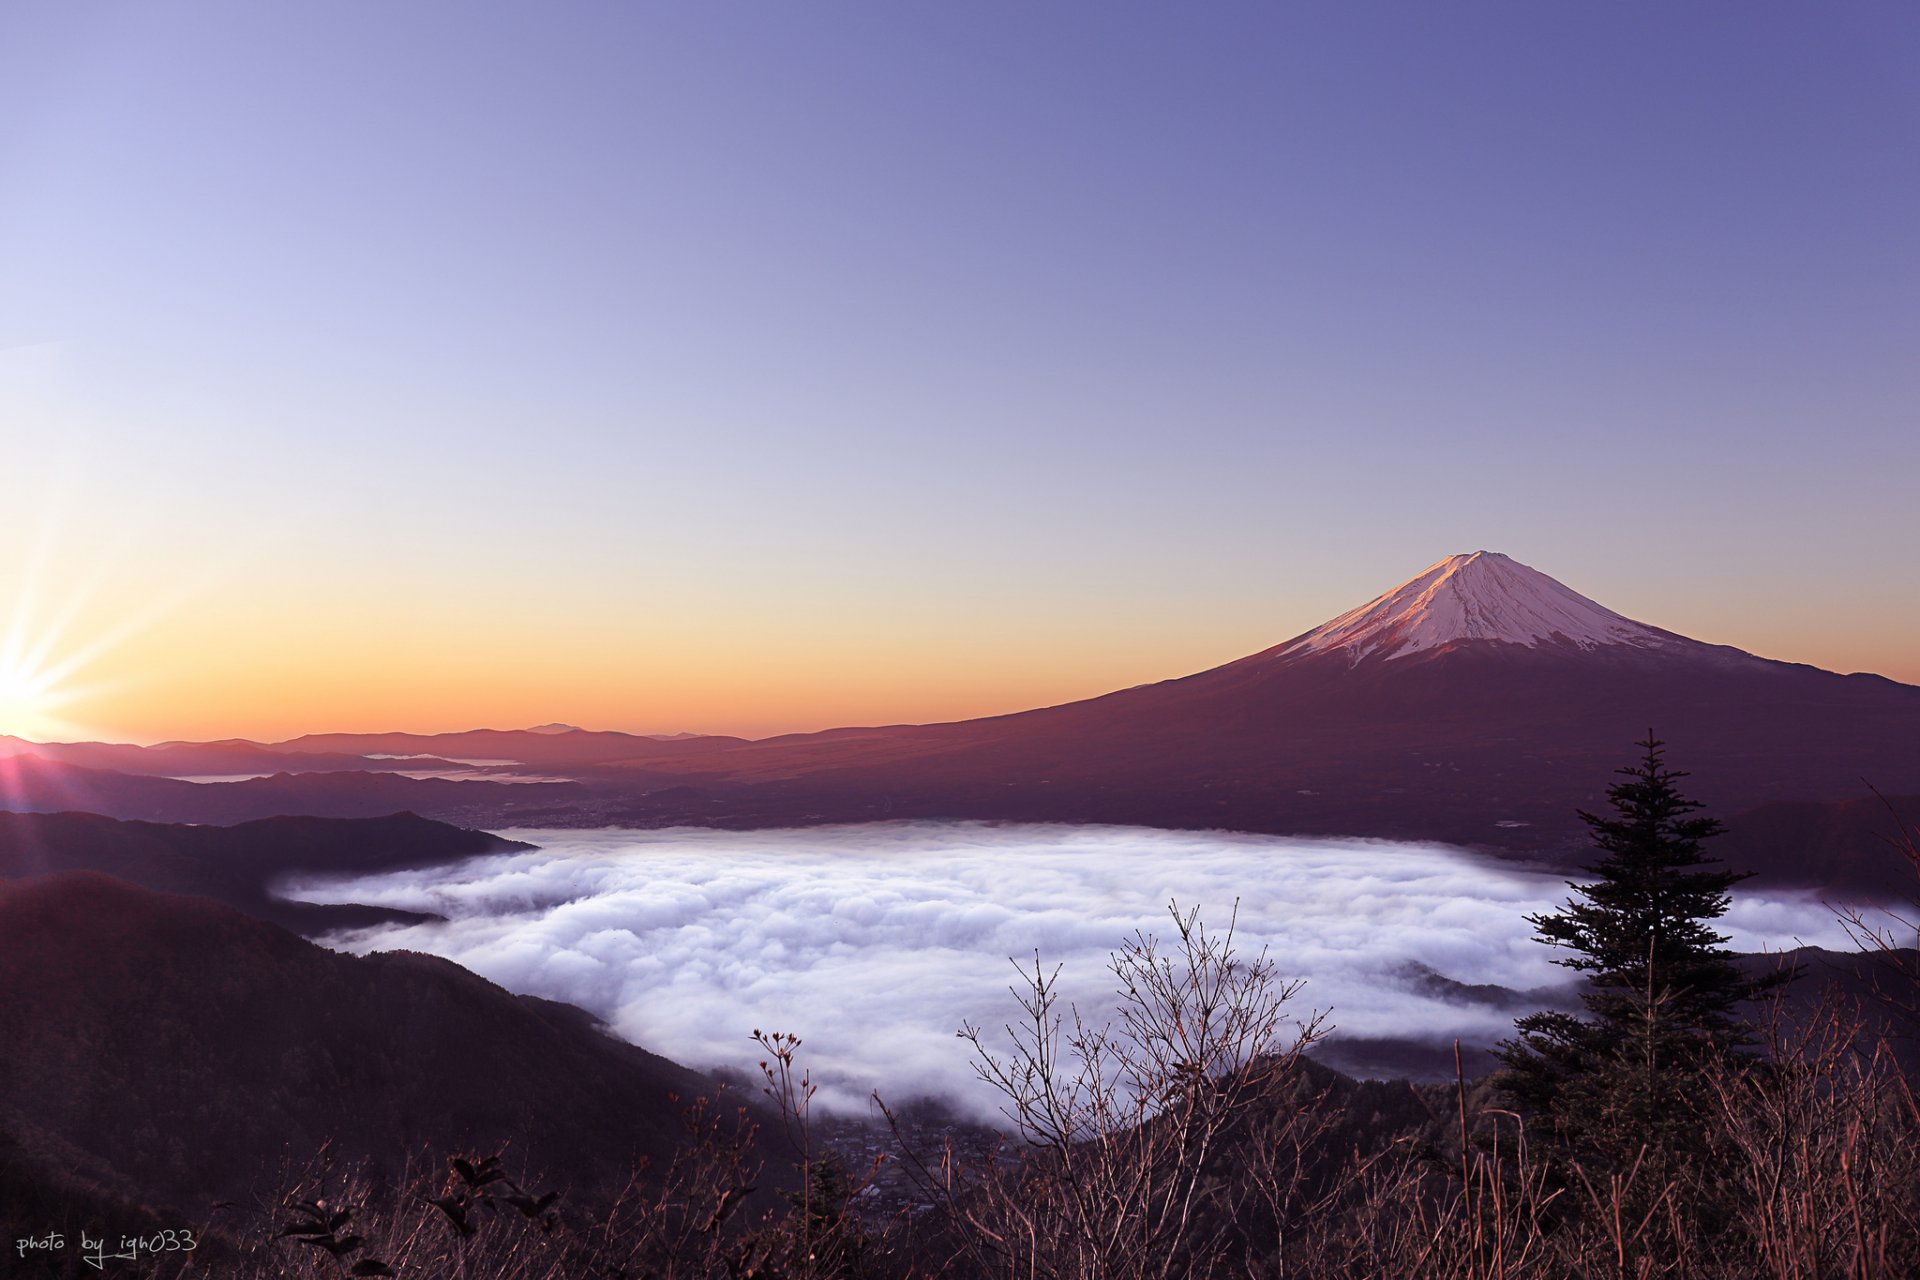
[235,951,1920,1273]
[224,928,1920,1279]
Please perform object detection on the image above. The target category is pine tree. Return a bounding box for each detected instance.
[1497,735,1772,1162]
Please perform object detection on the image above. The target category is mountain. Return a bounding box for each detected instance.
[0,810,531,933]
[0,729,742,785]
[0,752,597,827]
[9,552,1914,890]
[1273,550,1684,662]
[1714,793,1920,898]
[0,735,470,779]
[586,552,1920,879]
[0,873,732,1224]
[270,727,748,767]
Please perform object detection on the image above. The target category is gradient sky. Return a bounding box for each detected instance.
[2,2,1916,744]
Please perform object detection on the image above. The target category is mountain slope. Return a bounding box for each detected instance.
[0,873,729,1219]
[590,553,1920,869]
[272,727,748,767]
[0,752,596,827]
[1273,551,1683,662]
[0,810,531,933]
[0,735,468,778]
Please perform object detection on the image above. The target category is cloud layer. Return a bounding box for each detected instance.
[284,822,1850,1111]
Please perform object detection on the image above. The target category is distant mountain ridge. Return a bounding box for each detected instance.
[0,735,474,778]
[0,751,596,827]
[0,728,737,778]
[0,810,530,933]
[272,726,748,766]
[1,552,1914,889]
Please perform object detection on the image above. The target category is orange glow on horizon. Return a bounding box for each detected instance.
[69,639,1180,745]
[8,483,1917,748]
[35,603,1920,748]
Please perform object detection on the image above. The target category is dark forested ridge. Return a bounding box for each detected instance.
[0,873,727,1226]
[0,809,530,932]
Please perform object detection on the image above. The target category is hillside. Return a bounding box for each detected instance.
[0,810,531,933]
[0,873,733,1224]
[578,553,1920,868]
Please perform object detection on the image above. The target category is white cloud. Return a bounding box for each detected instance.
[282,822,1853,1112]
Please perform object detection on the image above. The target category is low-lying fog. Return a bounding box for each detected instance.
[284,822,1852,1112]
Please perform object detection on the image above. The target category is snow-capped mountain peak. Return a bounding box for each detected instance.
[1280,551,1673,663]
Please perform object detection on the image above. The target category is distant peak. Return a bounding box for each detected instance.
[523,723,584,735]
[1281,552,1674,663]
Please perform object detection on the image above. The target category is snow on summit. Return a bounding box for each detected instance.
[1281,551,1672,663]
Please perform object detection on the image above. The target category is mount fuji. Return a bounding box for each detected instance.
[1273,550,1684,663]
[601,551,1920,872]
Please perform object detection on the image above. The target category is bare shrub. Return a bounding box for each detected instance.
[1702,992,1920,1280]
[878,900,1326,1280]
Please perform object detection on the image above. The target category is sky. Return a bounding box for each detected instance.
[289,823,1853,1109]
[2,2,1916,743]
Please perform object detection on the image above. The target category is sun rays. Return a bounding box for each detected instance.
[0,458,203,745]
[0,651,63,740]
[0,536,119,743]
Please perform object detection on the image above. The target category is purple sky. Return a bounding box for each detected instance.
[2,3,1916,739]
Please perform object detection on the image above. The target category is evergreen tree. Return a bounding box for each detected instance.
[1497,735,1773,1161]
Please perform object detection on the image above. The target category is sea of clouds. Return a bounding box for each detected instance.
[283,822,1851,1112]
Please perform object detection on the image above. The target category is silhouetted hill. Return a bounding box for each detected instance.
[1718,794,1920,898]
[0,752,597,828]
[0,811,530,933]
[274,727,749,767]
[0,735,468,779]
[0,731,740,778]
[0,873,733,1222]
[1307,944,1920,1082]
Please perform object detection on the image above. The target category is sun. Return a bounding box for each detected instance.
[0,654,64,740]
